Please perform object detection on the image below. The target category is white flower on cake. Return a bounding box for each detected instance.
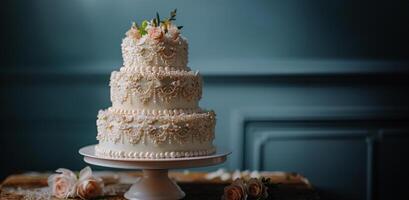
[167,25,181,40]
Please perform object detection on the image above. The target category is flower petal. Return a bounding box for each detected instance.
[56,168,77,180]
[47,174,57,188]
[79,166,93,181]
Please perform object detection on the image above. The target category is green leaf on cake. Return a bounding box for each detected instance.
[152,18,157,27]
[156,12,161,26]
[139,20,148,35]
[141,20,148,29]
[161,20,170,33]
[133,9,183,33]
[169,9,177,21]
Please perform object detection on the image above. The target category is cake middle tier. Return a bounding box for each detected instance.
[110,68,202,110]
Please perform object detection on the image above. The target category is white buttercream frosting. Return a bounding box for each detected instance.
[95,18,216,159]
[121,34,188,70]
[110,67,202,111]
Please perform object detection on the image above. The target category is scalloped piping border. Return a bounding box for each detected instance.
[95,145,216,159]
[119,66,199,76]
[108,107,205,116]
[102,108,215,120]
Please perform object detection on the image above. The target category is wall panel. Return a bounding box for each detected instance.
[0,61,408,200]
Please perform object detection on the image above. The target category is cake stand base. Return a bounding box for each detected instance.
[79,145,230,200]
[125,169,184,200]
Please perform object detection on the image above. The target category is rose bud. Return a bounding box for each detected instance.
[76,177,104,200]
[223,179,247,200]
[247,178,268,199]
[148,27,164,41]
[48,168,77,199]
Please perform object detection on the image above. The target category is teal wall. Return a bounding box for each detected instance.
[1,1,409,200]
[3,0,409,68]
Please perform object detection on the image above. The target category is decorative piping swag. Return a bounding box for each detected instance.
[110,70,202,104]
[121,35,188,69]
[96,109,215,146]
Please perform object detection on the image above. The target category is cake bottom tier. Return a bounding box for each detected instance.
[95,108,216,159]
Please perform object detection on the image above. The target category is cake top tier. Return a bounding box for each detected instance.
[121,10,188,70]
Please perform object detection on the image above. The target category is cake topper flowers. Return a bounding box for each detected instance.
[127,9,183,42]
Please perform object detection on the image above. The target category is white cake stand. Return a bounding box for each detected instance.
[79,145,230,200]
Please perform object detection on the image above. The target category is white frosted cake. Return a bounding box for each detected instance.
[95,10,216,159]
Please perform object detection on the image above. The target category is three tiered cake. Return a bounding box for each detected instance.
[95,11,216,159]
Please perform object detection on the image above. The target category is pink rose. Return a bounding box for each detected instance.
[126,27,141,40]
[48,168,77,198]
[126,22,141,40]
[247,178,268,199]
[76,166,104,200]
[77,177,103,199]
[48,166,104,199]
[223,179,247,200]
[148,27,164,41]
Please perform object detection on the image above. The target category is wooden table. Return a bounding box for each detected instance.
[0,171,319,200]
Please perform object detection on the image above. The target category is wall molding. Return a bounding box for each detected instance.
[248,128,376,200]
[1,60,408,81]
[1,60,408,87]
[250,129,371,170]
[229,106,409,170]
[230,108,408,200]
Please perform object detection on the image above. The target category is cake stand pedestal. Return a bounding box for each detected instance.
[79,145,230,200]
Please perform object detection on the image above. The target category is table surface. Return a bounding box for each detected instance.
[0,171,319,200]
